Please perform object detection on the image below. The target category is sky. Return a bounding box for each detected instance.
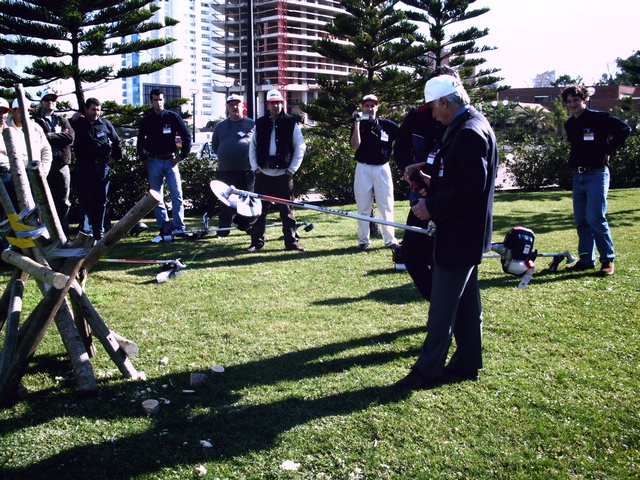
[449,0,640,87]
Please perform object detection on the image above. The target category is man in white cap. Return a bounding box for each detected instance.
[0,97,12,225]
[211,94,255,237]
[247,89,306,252]
[350,93,399,250]
[6,97,52,176]
[394,75,498,391]
[32,88,75,236]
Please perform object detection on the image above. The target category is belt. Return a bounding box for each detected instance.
[575,166,604,174]
[357,160,388,166]
[150,153,175,160]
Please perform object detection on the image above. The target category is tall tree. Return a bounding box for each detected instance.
[0,0,180,109]
[313,0,425,84]
[402,0,504,101]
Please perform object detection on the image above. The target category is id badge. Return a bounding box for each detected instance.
[163,124,172,135]
[583,130,594,141]
[380,131,389,143]
[96,131,106,138]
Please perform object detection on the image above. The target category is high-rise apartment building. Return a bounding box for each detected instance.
[209,0,356,119]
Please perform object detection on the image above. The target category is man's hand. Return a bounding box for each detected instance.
[171,156,184,167]
[411,198,431,222]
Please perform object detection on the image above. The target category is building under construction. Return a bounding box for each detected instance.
[210,0,357,118]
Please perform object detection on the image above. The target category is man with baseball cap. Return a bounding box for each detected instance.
[247,89,306,252]
[350,93,399,250]
[394,75,498,390]
[32,88,75,236]
[211,94,255,237]
[6,97,52,176]
[0,97,12,226]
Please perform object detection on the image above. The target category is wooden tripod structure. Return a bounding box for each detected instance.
[0,86,161,407]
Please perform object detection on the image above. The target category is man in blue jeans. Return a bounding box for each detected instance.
[562,85,631,276]
[137,88,192,235]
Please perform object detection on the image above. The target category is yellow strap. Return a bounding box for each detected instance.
[6,212,36,248]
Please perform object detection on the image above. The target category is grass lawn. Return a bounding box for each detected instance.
[1,188,639,479]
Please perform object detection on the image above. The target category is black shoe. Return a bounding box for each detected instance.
[565,261,595,272]
[393,368,439,391]
[286,244,305,252]
[442,365,479,381]
[357,243,370,251]
[246,245,262,253]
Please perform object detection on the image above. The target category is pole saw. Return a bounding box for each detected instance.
[210,180,437,236]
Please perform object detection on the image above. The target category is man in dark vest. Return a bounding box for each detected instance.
[247,89,306,252]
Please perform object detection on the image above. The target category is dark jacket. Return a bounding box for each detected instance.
[564,108,631,169]
[353,117,398,165]
[424,106,498,268]
[255,112,296,169]
[69,115,122,163]
[394,104,446,173]
[32,110,75,166]
[137,109,192,161]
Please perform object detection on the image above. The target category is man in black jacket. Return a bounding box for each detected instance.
[33,88,74,236]
[70,98,121,241]
[394,75,498,390]
[561,85,631,276]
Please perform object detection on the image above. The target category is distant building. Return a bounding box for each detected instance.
[498,85,640,113]
[532,70,555,88]
[210,0,357,119]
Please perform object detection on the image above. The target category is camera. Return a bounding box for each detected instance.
[353,112,370,121]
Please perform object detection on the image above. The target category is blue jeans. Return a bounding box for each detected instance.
[572,167,614,266]
[147,158,185,231]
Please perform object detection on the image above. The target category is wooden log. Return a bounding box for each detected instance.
[26,161,66,245]
[68,281,140,379]
[111,332,139,358]
[0,280,24,383]
[0,254,92,407]
[0,269,28,333]
[2,126,34,212]
[1,249,69,289]
[67,233,95,357]
[81,190,162,272]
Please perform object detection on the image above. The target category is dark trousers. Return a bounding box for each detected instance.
[47,163,71,236]
[414,261,483,380]
[401,210,434,301]
[74,161,110,239]
[217,170,255,236]
[250,173,299,249]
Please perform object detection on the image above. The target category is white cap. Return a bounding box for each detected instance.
[361,94,378,104]
[12,98,34,110]
[424,75,464,103]
[0,97,9,112]
[40,88,58,101]
[266,89,284,102]
[226,94,243,103]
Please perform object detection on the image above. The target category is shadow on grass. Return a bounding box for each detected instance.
[1,327,423,479]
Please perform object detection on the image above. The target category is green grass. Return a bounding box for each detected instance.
[1,188,639,479]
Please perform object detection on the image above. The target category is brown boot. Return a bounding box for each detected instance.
[598,261,615,276]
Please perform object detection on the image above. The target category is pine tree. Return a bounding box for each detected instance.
[402,0,504,101]
[0,0,180,109]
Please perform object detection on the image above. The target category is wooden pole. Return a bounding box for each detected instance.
[26,161,66,245]
[1,249,69,289]
[82,190,162,272]
[2,126,34,212]
[0,280,24,383]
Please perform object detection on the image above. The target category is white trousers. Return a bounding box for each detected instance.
[353,162,397,246]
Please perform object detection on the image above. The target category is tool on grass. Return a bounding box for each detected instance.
[99,257,186,283]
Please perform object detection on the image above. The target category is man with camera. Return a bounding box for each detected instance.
[350,94,399,251]
[247,89,306,252]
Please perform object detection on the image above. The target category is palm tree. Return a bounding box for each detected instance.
[516,106,552,134]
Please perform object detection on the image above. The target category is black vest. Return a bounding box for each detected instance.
[255,113,296,169]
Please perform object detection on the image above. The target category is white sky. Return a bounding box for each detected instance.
[452,0,640,87]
